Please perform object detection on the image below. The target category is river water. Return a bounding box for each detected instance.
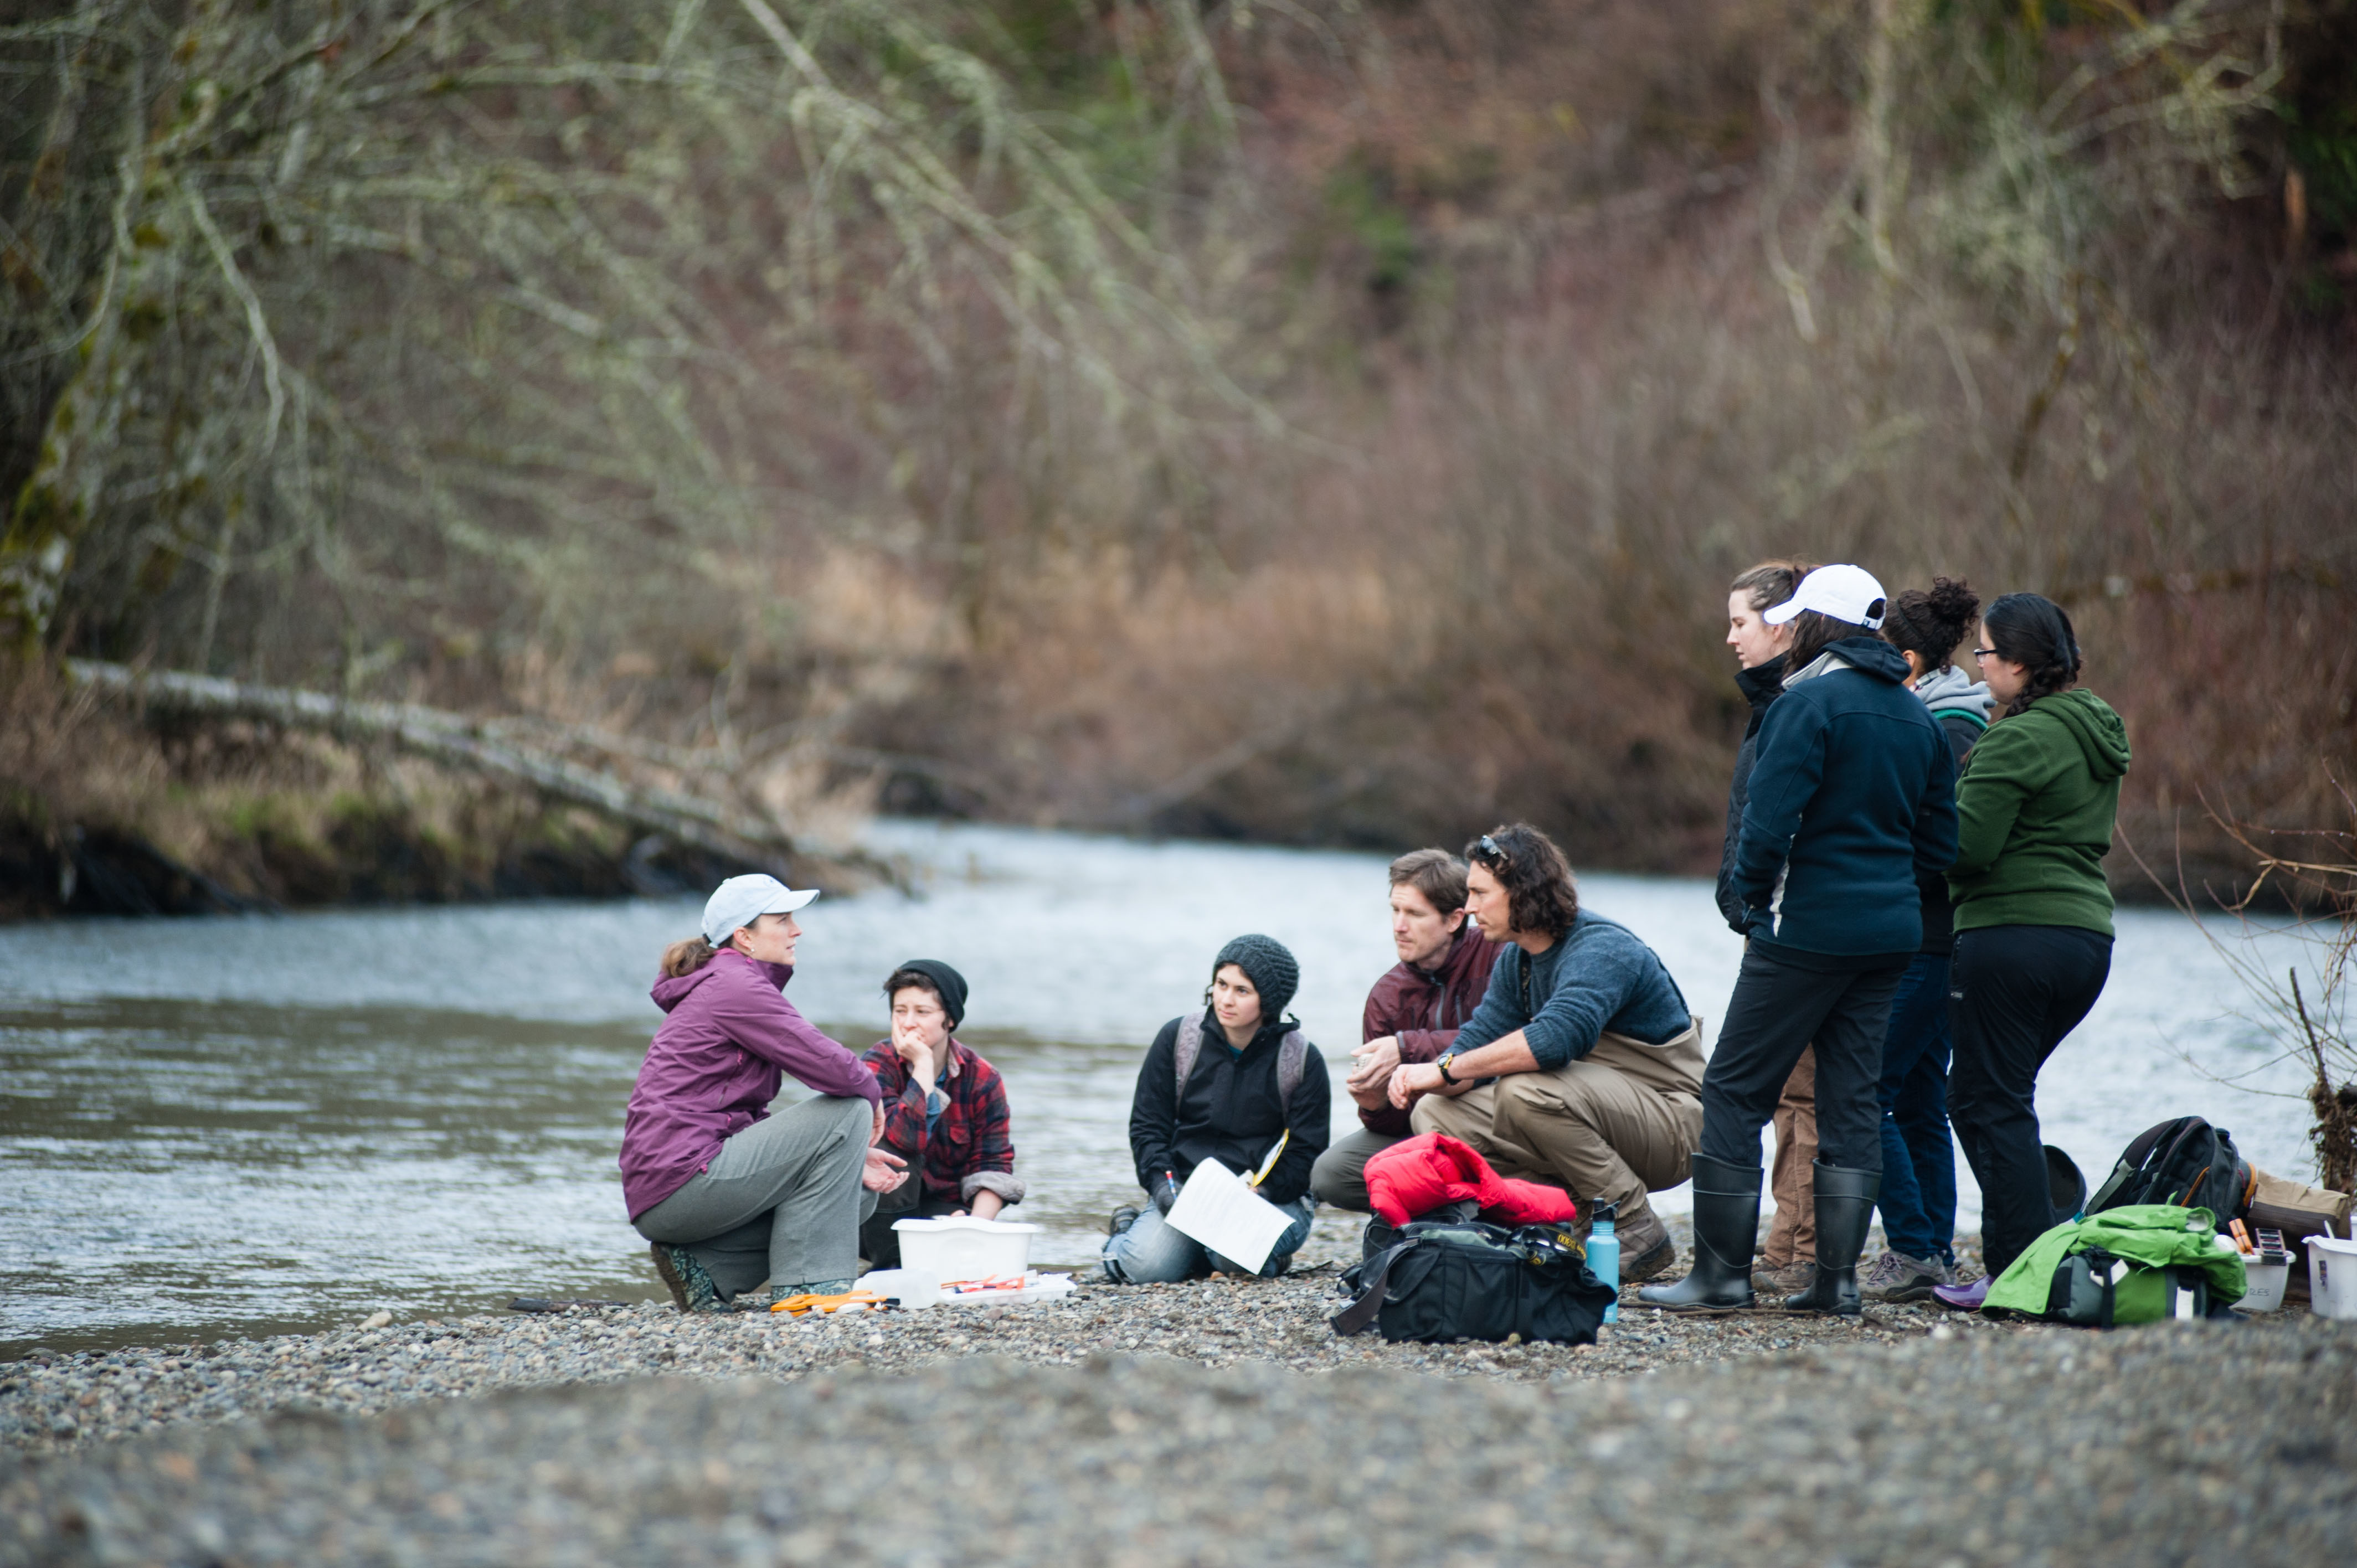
[0,819,2321,1355]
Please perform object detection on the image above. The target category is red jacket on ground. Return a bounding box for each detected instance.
[1358,924,1503,1134]
[1363,1133,1579,1229]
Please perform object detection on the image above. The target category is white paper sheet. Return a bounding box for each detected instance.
[1163,1157,1295,1274]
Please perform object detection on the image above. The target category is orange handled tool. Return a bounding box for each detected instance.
[770,1290,888,1316]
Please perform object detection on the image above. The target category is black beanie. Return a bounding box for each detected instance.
[887,959,969,1030]
[1212,934,1299,1022]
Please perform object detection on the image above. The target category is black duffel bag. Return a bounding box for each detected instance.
[1329,1219,1616,1344]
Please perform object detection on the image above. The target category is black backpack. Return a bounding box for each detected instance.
[2087,1117,2251,1221]
[1329,1219,1616,1345]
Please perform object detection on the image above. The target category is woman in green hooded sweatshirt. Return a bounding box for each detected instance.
[1933,593,2132,1309]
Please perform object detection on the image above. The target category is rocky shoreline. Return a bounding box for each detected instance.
[2,1286,2350,1565]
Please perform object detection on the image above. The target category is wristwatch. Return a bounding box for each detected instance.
[1435,1051,1460,1086]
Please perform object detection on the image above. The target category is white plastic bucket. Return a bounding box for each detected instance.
[2308,1235,2357,1321]
[2234,1258,2289,1313]
[892,1216,1037,1283]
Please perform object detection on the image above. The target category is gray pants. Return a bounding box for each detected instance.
[633,1095,877,1300]
[1310,1126,1404,1213]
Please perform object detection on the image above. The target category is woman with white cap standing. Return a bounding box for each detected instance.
[622,873,905,1312]
[1641,565,1959,1316]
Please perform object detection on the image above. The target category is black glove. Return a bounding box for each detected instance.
[1151,1174,1182,1215]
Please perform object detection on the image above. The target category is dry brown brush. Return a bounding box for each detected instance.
[3,1,2354,906]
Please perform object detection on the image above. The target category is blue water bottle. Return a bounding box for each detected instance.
[1588,1201,1620,1324]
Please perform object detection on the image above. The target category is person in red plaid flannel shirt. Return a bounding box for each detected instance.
[858,959,1024,1268]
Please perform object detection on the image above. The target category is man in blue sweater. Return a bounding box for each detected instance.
[1388,823,1701,1283]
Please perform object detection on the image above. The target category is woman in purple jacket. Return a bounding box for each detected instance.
[623,874,903,1312]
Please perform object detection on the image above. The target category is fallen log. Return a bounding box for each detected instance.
[65,659,804,878]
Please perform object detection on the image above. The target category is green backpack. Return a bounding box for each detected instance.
[1982,1205,2247,1327]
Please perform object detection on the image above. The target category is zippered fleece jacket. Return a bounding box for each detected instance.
[1947,687,2130,937]
[1734,637,1960,960]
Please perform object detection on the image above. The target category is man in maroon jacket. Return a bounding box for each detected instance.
[1309,848,1502,1213]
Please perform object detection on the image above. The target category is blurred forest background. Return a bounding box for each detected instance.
[2,0,2353,915]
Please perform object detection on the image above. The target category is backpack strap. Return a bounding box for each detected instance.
[1279,1029,1309,1107]
[1329,1239,1418,1337]
[1183,1014,1308,1108]
[1175,1011,1204,1101]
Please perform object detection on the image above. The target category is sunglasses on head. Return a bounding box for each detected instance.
[1477,833,1505,860]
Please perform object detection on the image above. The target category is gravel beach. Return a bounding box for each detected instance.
[4,1304,2351,1566]
[6,1218,2353,1565]
[2,1216,2003,1453]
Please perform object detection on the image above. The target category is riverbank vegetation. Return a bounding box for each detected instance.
[4,1,2353,913]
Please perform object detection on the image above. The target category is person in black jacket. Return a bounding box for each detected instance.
[1101,935,1331,1283]
[1721,559,1824,1294]
[1643,564,1959,1317]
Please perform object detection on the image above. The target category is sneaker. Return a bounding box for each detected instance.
[1107,1205,1141,1237]
[1752,1258,1815,1295]
[1860,1250,1952,1302]
[649,1242,723,1314]
[1931,1274,1990,1312]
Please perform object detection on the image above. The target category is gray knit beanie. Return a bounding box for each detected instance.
[1212,934,1299,1022]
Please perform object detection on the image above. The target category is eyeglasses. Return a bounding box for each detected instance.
[1972,647,1996,659]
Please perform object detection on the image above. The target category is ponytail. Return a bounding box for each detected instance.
[1981,592,2083,718]
[1882,576,1981,672]
[660,935,717,978]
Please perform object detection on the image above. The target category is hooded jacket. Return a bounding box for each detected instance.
[619,948,880,1219]
[1948,687,2131,936]
[1128,1009,1331,1206]
[1733,636,1960,960]
[1362,1133,1579,1229]
[1716,655,1790,933]
[1911,664,1994,954]
[1357,923,1504,1135]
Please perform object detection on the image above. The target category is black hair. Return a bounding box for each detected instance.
[1882,577,1982,672]
[1464,822,1579,937]
[1980,592,2083,717]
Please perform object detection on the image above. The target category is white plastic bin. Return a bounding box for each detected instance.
[2308,1235,2357,1321]
[892,1216,1038,1283]
[2234,1258,2289,1313]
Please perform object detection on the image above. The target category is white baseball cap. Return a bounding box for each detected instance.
[1764,563,1888,630]
[701,873,819,947]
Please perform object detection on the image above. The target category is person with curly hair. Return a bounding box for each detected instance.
[1641,565,1959,1317]
[1386,822,1702,1284]
[1930,592,2130,1311]
[1854,576,1990,1301]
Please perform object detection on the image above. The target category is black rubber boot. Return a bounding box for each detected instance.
[1784,1159,1880,1315]
[1637,1154,1762,1311]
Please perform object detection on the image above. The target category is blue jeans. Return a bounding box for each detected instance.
[1099,1196,1316,1283]
[1874,953,1957,1265]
